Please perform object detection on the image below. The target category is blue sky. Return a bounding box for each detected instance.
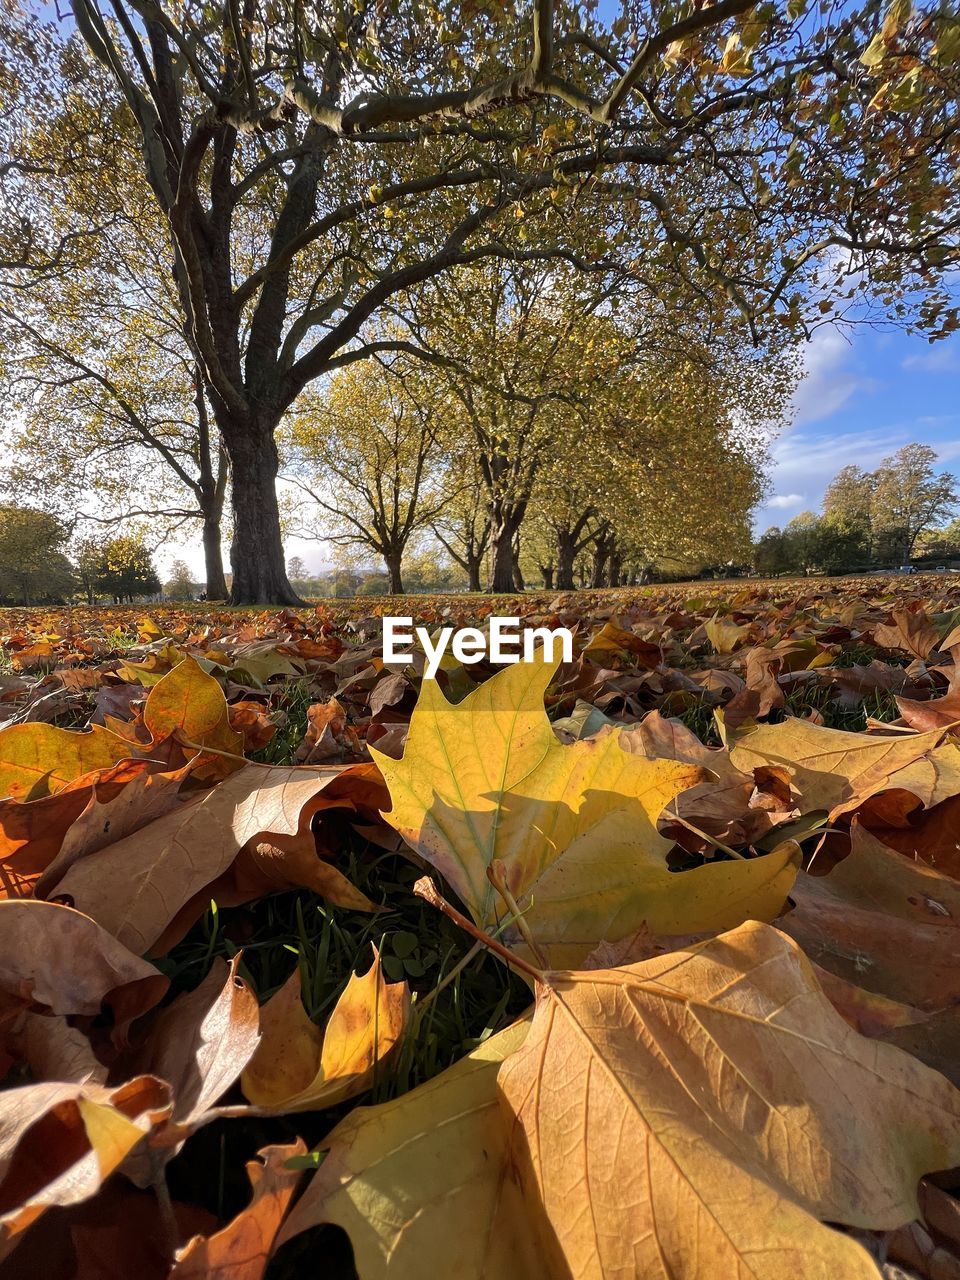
[755,325,960,531]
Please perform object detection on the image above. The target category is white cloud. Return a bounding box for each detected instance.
[902,339,960,374]
[765,493,805,510]
[790,326,873,427]
[754,427,909,532]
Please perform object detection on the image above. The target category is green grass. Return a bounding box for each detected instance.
[157,839,530,1252]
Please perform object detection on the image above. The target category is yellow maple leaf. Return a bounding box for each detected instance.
[372,658,799,965]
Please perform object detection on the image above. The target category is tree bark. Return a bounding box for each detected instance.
[384,549,405,594]
[540,564,555,590]
[202,511,228,599]
[467,558,483,593]
[227,429,302,605]
[591,543,608,588]
[556,530,577,590]
[488,505,524,593]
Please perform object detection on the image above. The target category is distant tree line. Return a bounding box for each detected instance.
[753,446,959,577]
[0,510,161,605]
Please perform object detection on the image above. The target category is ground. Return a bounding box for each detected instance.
[2,575,959,1276]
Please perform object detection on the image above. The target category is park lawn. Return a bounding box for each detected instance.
[1,574,960,1276]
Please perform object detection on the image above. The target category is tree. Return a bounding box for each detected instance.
[431,452,491,595]
[753,527,789,578]
[287,556,308,583]
[9,0,951,602]
[73,536,104,606]
[418,264,637,592]
[871,445,959,563]
[165,559,194,600]
[0,22,230,597]
[93,534,161,602]
[782,512,828,574]
[285,354,453,594]
[0,506,73,604]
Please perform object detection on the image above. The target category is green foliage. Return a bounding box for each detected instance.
[92,533,161,602]
[0,506,73,604]
[164,559,195,601]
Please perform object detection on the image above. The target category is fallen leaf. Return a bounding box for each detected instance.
[131,956,260,1126]
[0,1075,172,1261]
[0,900,168,1036]
[779,824,960,1009]
[1,1010,108,1085]
[0,723,142,802]
[729,717,948,816]
[276,1019,546,1278]
[873,605,940,659]
[373,658,799,965]
[54,762,377,954]
[170,1140,306,1279]
[704,614,753,653]
[34,760,193,898]
[499,920,960,1279]
[0,757,157,899]
[241,948,408,1112]
[143,655,244,773]
[866,790,960,877]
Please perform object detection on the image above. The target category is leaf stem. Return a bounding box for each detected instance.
[487,859,550,967]
[412,938,484,1024]
[663,809,747,859]
[413,876,546,983]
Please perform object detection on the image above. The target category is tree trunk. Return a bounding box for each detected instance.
[227,430,302,605]
[202,512,228,600]
[591,543,608,589]
[384,550,405,594]
[540,565,555,590]
[467,557,483,593]
[608,550,623,588]
[556,530,577,590]
[488,506,524,593]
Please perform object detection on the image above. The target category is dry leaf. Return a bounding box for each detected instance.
[730,717,949,816]
[779,823,960,1009]
[54,762,376,954]
[0,1075,172,1261]
[170,1140,306,1279]
[241,948,408,1113]
[499,920,960,1279]
[373,659,799,965]
[0,900,168,1036]
[276,1019,546,1278]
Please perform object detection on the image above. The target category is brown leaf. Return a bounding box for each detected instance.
[53,762,377,954]
[2,1011,108,1086]
[34,761,193,899]
[499,920,960,1279]
[227,700,277,753]
[130,956,260,1126]
[294,697,362,764]
[779,824,960,1009]
[897,676,960,732]
[0,900,168,1038]
[729,717,949,817]
[873,605,940,659]
[241,948,408,1113]
[170,1140,306,1279]
[0,758,157,900]
[0,1075,172,1262]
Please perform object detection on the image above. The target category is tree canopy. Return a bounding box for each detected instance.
[3,0,958,600]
